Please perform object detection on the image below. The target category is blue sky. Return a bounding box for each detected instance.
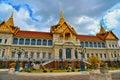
[0,0,120,44]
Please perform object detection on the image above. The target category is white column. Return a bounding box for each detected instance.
[40,51,42,59]
[71,48,75,59]
[54,48,59,60]
[63,48,66,59]
[78,52,81,60]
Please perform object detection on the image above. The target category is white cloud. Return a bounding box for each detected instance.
[0,3,13,11]
[104,3,120,29]
[75,16,99,35]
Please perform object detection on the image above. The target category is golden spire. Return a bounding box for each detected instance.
[7,10,14,26]
[60,9,64,18]
[58,7,66,24]
[99,23,106,34]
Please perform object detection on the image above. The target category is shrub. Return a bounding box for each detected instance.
[9,62,16,68]
[72,69,75,72]
[88,56,101,69]
[43,70,47,73]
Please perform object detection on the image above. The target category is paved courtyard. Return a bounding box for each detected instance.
[0,71,120,80]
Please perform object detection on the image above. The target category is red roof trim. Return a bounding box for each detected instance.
[16,30,51,35]
[76,34,104,42]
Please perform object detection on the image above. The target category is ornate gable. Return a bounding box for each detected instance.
[50,10,77,35]
[0,11,19,34]
[105,31,119,40]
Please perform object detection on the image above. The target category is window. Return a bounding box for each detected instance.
[37,39,41,45]
[48,40,52,46]
[102,43,105,48]
[59,49,62,59]
[87,53,89,58]
[48,53,52,59]
[19,38,24,44]
[31,39,36,45]
[100,53,102,58]
[85,42,88,47]
[11,52,15,58]
[13,38,18,44]
[25,39,30,45]
[4,39,7,44]
[30,52,34,58]
[109,44,111,48]
[0,39,2,43]
[96,53,98,56]
[112,44,114,48]
[66,48,71,58]
[104,54,106,58]
[80,41,84,47]
[75,50,78,59]
[94,42,97,47]
[24,52,28,58]
[98,42,101,48]
[2,49,5,57]
[42,40,47,45]
[114,54,117,57]
[36,52,40,58]
[65,33,70,40]
[89,42,93,47]
[42,52,46,59]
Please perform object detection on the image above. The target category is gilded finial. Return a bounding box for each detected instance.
[59,3,64,18]
[7,10,14,26]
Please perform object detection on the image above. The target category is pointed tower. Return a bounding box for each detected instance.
[96,23,107,40]
[99,23,106,34]
[7,11,14,26]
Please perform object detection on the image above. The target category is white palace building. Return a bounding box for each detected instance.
[0,11,120,69]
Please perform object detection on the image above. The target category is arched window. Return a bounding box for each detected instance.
[31,39,36,45]
[48,40,52,46]
[75,49,78,59]
[42,40,47,45]
[19,38,24,44]
[25,39,30,45]
[94,42,97,47]
[85,42,88,47]
[102,43,105,48]
[37,39,41,45]
[98,42,101,48]
[59,49,62,59]
[13,38,18,44]
[89,42,93,47]
[80,41,84,47]
[66,48,71,58]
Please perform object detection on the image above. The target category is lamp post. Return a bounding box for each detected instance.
[28,58,31,70]
[13,47,24,71]
[77,46,86,71]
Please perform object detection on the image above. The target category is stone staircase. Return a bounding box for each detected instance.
[42,59,55,66]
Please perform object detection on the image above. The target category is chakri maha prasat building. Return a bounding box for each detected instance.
[0,11,120,69]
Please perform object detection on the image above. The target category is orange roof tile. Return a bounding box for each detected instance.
[76,34,104,42]
[14,30,52,39]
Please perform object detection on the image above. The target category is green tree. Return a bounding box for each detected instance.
[88,56,101,69]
